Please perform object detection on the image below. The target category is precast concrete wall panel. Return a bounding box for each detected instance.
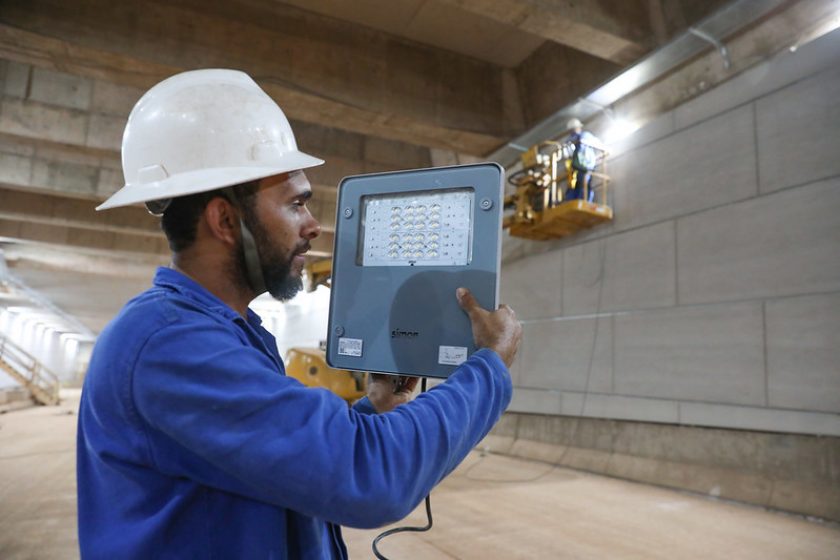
[611,104,757,232]
[518,317,612,393]
[500,30,840,436]
[609,110,676,157]
[499,251,563,320]
[756,66,840,194]
[766,292,840,413]
[562,221,676,315]
[613,302,765,405]
[677,177,840,303]
[496,28,840,520]
[674,30,840,131]
[509,387,564,416]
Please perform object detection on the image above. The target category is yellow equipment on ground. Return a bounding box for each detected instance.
[303,259,333,293]
[285,259,369,404]
[285,346,368,405]
[503,140,612,240]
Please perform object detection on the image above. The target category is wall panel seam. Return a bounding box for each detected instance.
[505,172,840,266]
[509,386,840,418]
[752,101,761,195]
[762,300,769,407]
[607,63,840,160]
[519,288,840,324]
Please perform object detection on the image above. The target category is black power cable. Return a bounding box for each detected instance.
[371,378,433,560]
[371,493,433,560]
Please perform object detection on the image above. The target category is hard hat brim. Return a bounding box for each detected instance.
[97,150,324,211]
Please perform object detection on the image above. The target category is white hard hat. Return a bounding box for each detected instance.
[97,69,324,211]
[566,118,583,130]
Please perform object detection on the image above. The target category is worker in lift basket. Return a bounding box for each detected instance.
[564,118,603,203]
[76,69,522,559]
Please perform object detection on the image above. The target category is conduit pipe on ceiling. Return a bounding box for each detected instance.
[490,0,786,167]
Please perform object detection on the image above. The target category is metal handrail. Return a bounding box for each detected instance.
[508,141,611,209]
[0,332,61,405]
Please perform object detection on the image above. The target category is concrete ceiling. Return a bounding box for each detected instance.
[0,0,755,334]
[274,0,546,68]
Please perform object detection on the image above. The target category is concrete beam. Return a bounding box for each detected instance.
[0,0,517,155]
[437,0,652,65]
[0,61,443,241]
[0,185,160,237]
[0,183,172,257]
[515,42,621,126]
[0,109,346,236]
[0,86,361,205]
[0,216,168,257]
[0,186,336,258]
[1,241,166,279]
[0,105,391,238]
[0,60,435,203]
[0,127,123,202]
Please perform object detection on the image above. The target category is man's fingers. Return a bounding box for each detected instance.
[498,303,515,316]
[456,287,482,316]
[400,376,420,394]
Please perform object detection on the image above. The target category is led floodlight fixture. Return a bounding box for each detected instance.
[327,163,503,378]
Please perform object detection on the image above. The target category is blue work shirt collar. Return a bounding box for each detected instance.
[153,266,264,328]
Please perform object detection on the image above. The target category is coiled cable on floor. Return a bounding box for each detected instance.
[371,378,433,560]
[462,450,556,483]
[371,493,433,560]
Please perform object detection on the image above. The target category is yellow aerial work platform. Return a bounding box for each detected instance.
[509,199,613,240]
[303,258,332,292]
[504,140,612,240]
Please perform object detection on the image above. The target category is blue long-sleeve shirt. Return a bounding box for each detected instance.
[77,267,512,559]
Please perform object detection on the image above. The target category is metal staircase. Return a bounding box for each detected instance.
[0,332,61,406]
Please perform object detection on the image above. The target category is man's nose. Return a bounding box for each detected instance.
[303,209,321,240]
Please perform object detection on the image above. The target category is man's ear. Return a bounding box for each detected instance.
[203,196,239,246]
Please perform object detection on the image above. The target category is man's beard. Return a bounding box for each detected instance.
[236,210,307,302]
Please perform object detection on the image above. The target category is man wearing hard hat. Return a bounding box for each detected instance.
[564,118,603,202]
[77,69,521,558]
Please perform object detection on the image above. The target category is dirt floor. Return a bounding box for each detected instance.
[1,390,838,559]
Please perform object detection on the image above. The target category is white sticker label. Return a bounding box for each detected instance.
[438,345,468,366]
[338,337,363,357]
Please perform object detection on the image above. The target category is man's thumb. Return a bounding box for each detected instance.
[456,287,478,315]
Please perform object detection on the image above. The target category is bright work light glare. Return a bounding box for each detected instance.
[604,118,640,143]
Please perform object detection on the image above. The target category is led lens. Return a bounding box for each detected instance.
[361,188,473,266]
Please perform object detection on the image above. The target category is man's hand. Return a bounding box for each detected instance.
[366,374,419,413]
[456,287,522,368]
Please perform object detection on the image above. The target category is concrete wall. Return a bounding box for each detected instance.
[481,413,840,522]
[499,27,840,438]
